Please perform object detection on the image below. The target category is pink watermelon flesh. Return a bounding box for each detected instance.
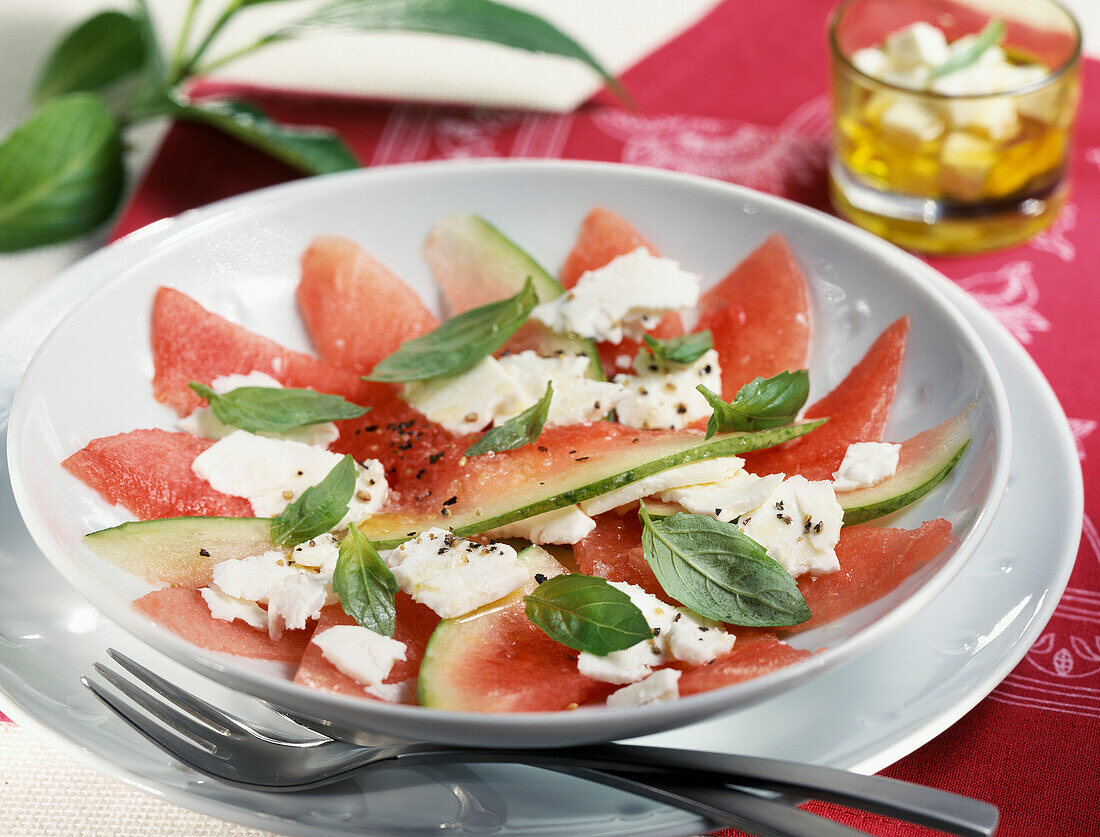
[574,510,673,603]
[675,630,812,696]
[792,518,952,632]
[559,207,685,377]
[695,234,812,401]
[63,429,253,519]
[133,587,311,663]
[743,316,910,480]
[297,236,440,376]
[152,286,374,416]
[293,594,440,699]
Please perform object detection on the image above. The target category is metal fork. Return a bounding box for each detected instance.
[84,649,998,837]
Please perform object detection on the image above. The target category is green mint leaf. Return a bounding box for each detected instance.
[270,455,357,547]
[368,277,539,382]
[524,574,653,655]
[699,370,810,439]
[34,11,147,104]
[643,331,713,365]
[333,525,399,636]
[280,0,627,104]
[167,96,359,175]
[188,382,368,433]
[0,94,124,253]
[928,20,1006,80]
[465,382,552,457]
[639,503,810,627]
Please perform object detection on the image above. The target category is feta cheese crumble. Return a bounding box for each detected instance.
[199,586,268,630]
[659,469,785,524]
[486,504,596,545]
[529,248,701,343]
[389,528,528,618]
[832,442,902,491]
[402,356,534,435]
[614,348,722,430]
[606,668,682,708]
[211,551,301,603]
[311,625,407,690]
[497,351,627,426]
[579,457,745,516]
[266,573,329,635]
[191,430,387,525]
[738,476,843,577]
[179,371,340,447]
[667,609,736,666]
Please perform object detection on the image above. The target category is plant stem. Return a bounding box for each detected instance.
[194,32,287,76]
[169,0,204,79]
[178,0,243,80]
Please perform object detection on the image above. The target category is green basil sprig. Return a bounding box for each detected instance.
[188,381,368,433]
[33,11,146,104]
[333,525,399,636]
[698,370,810,439]
[639,504,810,627]
[271,455,356,547]
[928,20,1005,80]
[368,278,538,382]
[642,331,713,365]
[465,382,552,456]
[524,574,653,656]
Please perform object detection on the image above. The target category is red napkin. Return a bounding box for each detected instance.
[87,0,1100,833]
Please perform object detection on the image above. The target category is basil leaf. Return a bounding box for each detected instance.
[699,370,810,439]
[279,0,626,103]
[639,504,810,627]
[333,525,399,636]
[167,96,359,175]
[368,277,539,382]
[188,382,368,433]
[34,11,147,104]
[0,94,124,252]
[270,455,357,546]
[465,382,552,457]
[643,331,713,365]
[928,20,1005,80]
[524,574,653,655]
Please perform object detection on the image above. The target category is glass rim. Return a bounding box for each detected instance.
[827,0,1083,100]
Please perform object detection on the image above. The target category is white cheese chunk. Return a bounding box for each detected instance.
[497,351,627,426]
[311,625,407,689]
[932,65,1019,139]
[199,586,268,630]
[606,668,682,708]
[738,476,843,577]
[615,349,722,431]
[884,22,949,69]
[289,533,340,572]
[879,99,944,143]
[832,442,902,491]
[667,609,736,667]
[211,551,301,603]
[486,505,596,545]
[659,469,785,523]
[191,430,387,525]
[402,356,534,435]
[266,573,329,635]
[529,248,700,344]
[579,457,744,517]
[850,47,890,78]
[938,130,996,201]
[179,371,340,447]
[389,528,528,618]
[577,581,676,684]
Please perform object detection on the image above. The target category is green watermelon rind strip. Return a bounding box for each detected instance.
[361,420,826,548]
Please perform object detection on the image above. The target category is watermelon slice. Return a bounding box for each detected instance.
[793,518,952,631]
[63,429,253,520]
[418,546,608,711]
[743,317,909,480]
[558,207,684,376]
[152,286,373,416]
[675,630,811,696]
[297,235,439,376]
[573,511,670,602]
[293,594,440,699]
[695,235,812,400]
[133,587,312,663]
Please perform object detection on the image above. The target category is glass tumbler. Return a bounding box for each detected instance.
[828,0,1081,254]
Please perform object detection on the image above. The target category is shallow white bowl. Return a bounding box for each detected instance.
[8,160,1011,748]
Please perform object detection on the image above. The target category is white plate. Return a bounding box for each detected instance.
[0,165,1078,836]
[6,161,1010,748]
